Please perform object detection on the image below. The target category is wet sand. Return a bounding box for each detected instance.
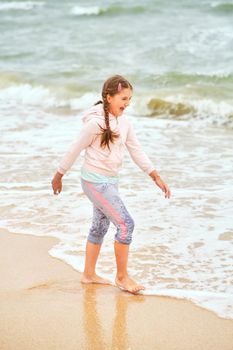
[0,230,232,350]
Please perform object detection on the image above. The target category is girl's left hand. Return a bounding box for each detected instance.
[154,176,171,199]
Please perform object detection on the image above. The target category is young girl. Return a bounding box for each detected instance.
[52,75,171,294]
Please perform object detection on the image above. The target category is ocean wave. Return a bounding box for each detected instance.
[211,2,233,13]
[0,83,59,108]
[148,98,195,117]
[0,81,98,111]
[152,71,233,86]
[70,5,145,17]
[1,75,233,128]
[147,97,233,127]
[0,1,44,11]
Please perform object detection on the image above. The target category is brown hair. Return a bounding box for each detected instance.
[94,75,133,150]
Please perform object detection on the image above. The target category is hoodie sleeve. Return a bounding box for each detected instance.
[57,119,100,175]
[125,121,155,175]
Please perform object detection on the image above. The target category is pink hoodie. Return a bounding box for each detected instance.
[57,103,155,177]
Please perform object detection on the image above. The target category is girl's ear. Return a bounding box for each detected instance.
[106,94,112,104]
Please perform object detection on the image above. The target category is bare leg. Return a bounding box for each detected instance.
[81,241,112,285]
[114,241,145,294]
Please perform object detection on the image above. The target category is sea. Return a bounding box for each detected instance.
[1,0,233,320]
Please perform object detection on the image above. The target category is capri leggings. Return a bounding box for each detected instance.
[81,179,134,245]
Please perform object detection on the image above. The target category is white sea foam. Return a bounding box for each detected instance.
[0,83,99,112]
[69,93,99,110]
[70,6,104,16]
[191,98,233,125]
[142,289,233,320]
[0,84,63,108]
[0,1,44,11]
[48,240,233,320]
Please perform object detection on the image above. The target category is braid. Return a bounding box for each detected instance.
[103,95,110,130]
[99,93,119,150]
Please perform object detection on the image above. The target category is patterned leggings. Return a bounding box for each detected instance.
[81,179,134,245]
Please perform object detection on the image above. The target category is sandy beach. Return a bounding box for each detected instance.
[0,230,232,350]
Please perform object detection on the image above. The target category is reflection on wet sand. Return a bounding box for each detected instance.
[83,285,106,350]
[82,284,145,349]
[111,292,130,350]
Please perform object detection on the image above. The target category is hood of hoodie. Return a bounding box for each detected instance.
[82,103,117,123]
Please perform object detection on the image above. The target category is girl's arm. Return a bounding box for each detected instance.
[57,120,99,175]
[51,120,99,195]
[125,122,171,198]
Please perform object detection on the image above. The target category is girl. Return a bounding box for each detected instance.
[52,75,171,294]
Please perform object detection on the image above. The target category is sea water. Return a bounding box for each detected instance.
[0,0,233,319]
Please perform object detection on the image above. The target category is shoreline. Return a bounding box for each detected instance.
[0,230,233,350]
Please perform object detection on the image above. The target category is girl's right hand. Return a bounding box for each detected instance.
[51,172,63,195]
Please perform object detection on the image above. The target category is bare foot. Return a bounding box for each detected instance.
[81,273,112,285]
[115,276,145,294]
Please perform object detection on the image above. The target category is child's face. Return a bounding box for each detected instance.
[107,88,132,117]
